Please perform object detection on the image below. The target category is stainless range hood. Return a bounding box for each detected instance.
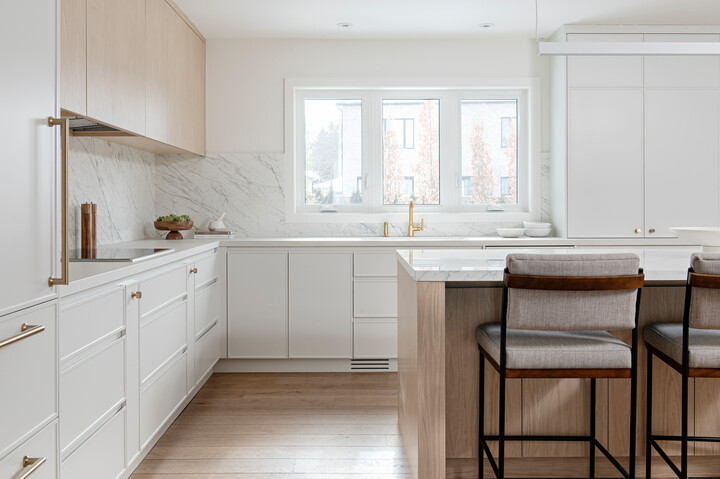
[67,116,122,133]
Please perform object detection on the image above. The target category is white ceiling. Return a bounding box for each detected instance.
[174,0,720,40]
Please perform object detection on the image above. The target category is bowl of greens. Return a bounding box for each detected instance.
[154,214,193,240]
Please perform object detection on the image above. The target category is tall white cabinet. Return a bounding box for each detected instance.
[556,30,720,238]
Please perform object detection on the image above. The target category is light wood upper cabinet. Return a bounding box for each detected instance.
[61,0,87,116]
[87,0,147,135]
[60,0,205,155]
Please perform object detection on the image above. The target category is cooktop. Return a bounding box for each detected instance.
[69,248,174,262]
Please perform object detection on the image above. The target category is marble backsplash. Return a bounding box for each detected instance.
[156,152,552,238]
[69,137,156,248]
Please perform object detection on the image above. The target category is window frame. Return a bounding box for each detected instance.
[284,77,541,224]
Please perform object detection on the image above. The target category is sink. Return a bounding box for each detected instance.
[669,227,720,252]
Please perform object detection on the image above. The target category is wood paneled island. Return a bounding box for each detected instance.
[396,247,720,479]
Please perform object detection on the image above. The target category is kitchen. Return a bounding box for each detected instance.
[3,1,720,478]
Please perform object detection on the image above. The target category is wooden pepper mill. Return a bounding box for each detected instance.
[81,203,97,258]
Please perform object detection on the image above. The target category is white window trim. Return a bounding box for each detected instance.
[284,77,542,224]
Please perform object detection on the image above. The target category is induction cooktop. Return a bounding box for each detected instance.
[69,248,174,262]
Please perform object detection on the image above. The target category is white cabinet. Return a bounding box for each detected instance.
[61,409,125,479]
[0,422,57,479]
[189,252,221,387]
[227,251,288,358]
[289,252,352,358]
[562,30,720,239]
[0,1,57,315]
[567,89,644,238]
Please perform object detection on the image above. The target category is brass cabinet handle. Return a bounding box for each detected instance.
[190,268,198,274]
[634,228,641,234]
[131,291,142,299]
[0,324,45,350]
[48,117,69,287]
[649,228,656,234]
[14,456,46,479]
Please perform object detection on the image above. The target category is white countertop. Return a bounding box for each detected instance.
[59,239,219,296]
[396,247,700,283]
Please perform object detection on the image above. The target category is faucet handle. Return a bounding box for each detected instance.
[419,218,424,231]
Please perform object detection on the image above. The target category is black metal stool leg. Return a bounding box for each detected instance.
[681,365,689,479]
[590,378,596,479]
[479,352,485,479]
[629,328,639,479]
[498,368,506,479]
[646,349,653,479]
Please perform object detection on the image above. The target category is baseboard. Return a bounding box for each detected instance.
[215,358,398,373]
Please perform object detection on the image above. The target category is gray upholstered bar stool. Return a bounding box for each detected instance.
[476,253,644,479]
[644,253,720,479]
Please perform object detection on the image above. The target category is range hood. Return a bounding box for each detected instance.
[67,116,122,133]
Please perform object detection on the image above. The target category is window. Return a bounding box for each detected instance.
[288,79,538,222]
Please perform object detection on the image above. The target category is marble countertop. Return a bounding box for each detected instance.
[59,239,219,296]
[396,247,700,283]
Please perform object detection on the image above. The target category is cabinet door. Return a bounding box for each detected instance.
[644,34,720,89]
[227,252,288,358]
[60,0,87,115]
[0,1,57,315]
[145,0,173,143]
[645,90,720,236]
[567,89,644,238]
[289,252,352,358]
[87,0,146,134]
[567,34,643,88]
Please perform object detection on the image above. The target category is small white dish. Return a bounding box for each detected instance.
[524,227,552,237]
[496,227,525,238]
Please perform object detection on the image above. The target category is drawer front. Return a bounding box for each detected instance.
[60,286,124,362]
[353,320,398,359]
[195,321,221,384]
[62,409,125,479]
[60,338,125,452]
[194,253,218,287]
[140,352,187,447]
[0,422,57,479]
[353,278,397,318]
[353,252,397,277]
[139,265,187,317]
[140,300,187,384]
[195,281,220,338]
[0,302,56,458]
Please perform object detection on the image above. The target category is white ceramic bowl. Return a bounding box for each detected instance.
[496,227,525,238]
[523,221,551,229]
[524,227,552,237]
[669,227,720,252]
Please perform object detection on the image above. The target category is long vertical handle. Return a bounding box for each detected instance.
[48,116,69,287]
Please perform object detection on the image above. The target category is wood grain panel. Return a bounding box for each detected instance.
[693,379,720,455]
[145,0,172,143]
[87,0,146,134]
[398,266,419,479]
[60,0,86,115]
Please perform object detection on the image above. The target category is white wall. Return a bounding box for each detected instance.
[206,37,550,153]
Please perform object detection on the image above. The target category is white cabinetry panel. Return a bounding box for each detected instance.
[0,422,56,479]
[139,265,187,317]
[644,34,720,88]
[568,89,644,237]
[0,302,56,459]
[353,252,398,277]
[61,408,125,479]
[140,300,187,384]
[289,252,352,358]
[644,89,720,236]
[140,352,187,447]
[195,321,221,383]
[228,252,288,358]
[567,34,643,88]
[353,321,397,359]
[195,281,219,338]
[354,279,397,318]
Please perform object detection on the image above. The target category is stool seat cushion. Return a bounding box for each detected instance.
[644,323,720,369]
[476,323,631,370]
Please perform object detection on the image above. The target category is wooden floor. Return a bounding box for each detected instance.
[131,372,410,478]
[132,372,720,479]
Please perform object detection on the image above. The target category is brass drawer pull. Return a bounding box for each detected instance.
[131,291,142,299]
[0,324,45,350]
[15,456,46,479]
[190,268,198,274]
[649,228,656,234]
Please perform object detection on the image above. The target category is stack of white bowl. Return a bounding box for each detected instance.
[523,221,552,237]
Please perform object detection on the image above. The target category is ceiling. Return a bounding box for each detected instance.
[174,0,720,40]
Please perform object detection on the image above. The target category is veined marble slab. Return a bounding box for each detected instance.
[396,247,700,283]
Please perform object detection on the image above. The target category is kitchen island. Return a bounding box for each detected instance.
[396,247,720,479]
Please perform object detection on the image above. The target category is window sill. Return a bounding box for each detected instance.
[285,210,536,224]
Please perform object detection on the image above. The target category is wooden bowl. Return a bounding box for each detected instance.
[154,220,193,240]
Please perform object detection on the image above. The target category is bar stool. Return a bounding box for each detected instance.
[476,253,644,479]
[644,253,720,479]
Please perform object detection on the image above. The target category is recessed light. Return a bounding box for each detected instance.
[479,23,495,29]
[337,22,354,29]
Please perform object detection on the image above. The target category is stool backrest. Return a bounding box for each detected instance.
[505,253,642,331]
[689,253,720,329]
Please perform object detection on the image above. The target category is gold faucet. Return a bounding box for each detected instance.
[408,201,424,237]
